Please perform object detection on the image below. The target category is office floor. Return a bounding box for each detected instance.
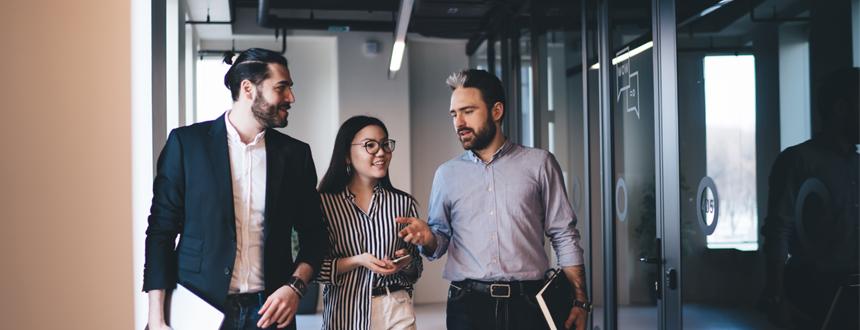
[295,302,447,330]
[295,302,777,330]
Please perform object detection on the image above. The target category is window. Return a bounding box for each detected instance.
[703,55,759,251]
[195,58,233,123]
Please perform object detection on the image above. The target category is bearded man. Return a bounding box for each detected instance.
[143,48,326,330]
[397,69,590,330]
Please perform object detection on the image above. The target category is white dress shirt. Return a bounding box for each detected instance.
[225,111,267,294]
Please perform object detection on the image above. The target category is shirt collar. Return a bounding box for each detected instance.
[464,139,514,165]
[225,110,266,146]
[343,183,384,201]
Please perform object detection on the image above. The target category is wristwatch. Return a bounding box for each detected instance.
[573,299,593,313]
[287,276,307,298]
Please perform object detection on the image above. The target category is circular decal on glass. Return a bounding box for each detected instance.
[794,178,838,255]
[696,176,719,235]
[615,177,628,222]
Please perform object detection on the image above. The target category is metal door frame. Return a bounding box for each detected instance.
[595,0,682,328]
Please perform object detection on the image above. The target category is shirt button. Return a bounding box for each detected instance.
[224,267,231,276]
[488,187,493,192]
[490,211,495,215]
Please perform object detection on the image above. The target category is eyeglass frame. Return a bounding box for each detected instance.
[350,139,396,154]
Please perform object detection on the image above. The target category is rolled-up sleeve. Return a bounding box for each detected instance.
[541,153,584,267]
[420,168,452,260]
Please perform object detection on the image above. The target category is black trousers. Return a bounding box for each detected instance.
[446,282,550,330]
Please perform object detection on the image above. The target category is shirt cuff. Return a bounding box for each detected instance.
[418,232,448,261]
[556,249,585,267]
[314,257,340,286]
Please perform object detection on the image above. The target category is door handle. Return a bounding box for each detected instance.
[639,256,660,264]
[638,238,663,299]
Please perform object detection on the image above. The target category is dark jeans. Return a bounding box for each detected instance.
[446,281,549,330]
[220,292,295,330]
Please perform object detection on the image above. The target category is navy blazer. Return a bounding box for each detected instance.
[143,114,326,311]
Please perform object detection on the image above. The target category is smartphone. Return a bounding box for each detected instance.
[391,254,411,264]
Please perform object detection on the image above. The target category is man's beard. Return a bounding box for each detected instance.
[251,90,289,129]
[458,116,496,151]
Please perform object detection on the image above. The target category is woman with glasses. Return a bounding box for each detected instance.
[315,115,422,330]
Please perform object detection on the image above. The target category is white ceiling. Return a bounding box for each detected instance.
[185,0,233,40]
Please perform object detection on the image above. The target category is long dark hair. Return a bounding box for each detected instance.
[318,116,412,199]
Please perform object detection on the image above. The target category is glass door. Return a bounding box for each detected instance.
[533,1,602,327]
[671,0,859,329]
[601,0,660,328]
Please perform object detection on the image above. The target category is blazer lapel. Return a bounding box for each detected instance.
[208,114,237,238]
[264,129,289,239]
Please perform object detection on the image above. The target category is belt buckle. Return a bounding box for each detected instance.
[489,283,511,298]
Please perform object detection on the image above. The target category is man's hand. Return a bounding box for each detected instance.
[562,265,589,330]
[257,285,300,329]
[396,217,435,248]
[564,305,588,330]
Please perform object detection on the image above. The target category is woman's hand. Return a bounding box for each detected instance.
[390,249,413,272]
[358,253,398,276]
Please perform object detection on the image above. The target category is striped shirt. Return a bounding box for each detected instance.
[315,186,423,330]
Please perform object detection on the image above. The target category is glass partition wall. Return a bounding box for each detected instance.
[467,0,857,328]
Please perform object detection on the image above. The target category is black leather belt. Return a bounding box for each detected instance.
[371,284,409,297]
[451,279,543,298]
[225,291,265,307]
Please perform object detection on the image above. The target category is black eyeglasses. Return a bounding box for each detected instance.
[351,139,396,154]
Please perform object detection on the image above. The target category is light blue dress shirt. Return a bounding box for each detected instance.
[421,141,584,282]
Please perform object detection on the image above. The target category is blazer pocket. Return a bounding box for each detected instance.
[178,236,203,273]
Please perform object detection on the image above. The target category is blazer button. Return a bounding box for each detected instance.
[224,267,230,276]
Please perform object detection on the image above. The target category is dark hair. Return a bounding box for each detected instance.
[223,48,289,101]
[318,116,412,199]
[816,67,859,120]
[446,69,506,121]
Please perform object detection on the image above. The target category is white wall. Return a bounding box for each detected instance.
[0,0,135,328]
[407,38,469,304]
[275,36,340,181]
[337,32,412,192]
[778,24,811,150]
[133,0,154,327]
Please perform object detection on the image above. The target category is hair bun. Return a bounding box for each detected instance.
[222,51,236,65]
